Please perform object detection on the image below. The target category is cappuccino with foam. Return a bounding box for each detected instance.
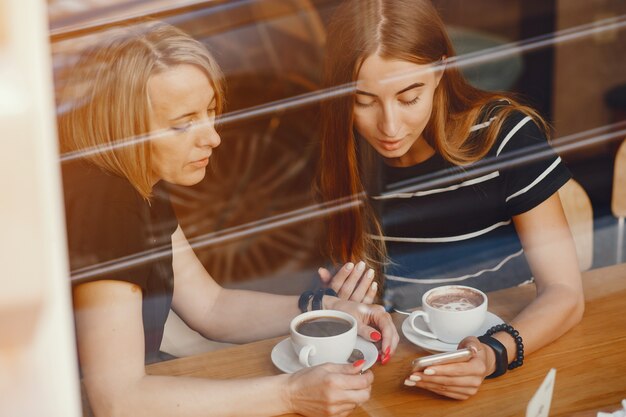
[409,285,488,344]
[427,289,484,312]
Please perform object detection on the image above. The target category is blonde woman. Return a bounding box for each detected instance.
[60,21,398,417]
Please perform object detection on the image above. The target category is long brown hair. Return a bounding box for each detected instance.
[58,21,224,199]
[318,0,547,282]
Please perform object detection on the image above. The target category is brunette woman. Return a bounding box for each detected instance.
[318,0,584,400]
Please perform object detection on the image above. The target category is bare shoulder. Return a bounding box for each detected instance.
[73,279,143,307]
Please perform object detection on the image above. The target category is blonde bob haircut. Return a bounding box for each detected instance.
[58,21,224,199]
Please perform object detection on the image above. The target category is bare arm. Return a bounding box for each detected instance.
[408,193,585,399]
[74,280,293,417]
[168,224,299,342]
[75,279,377,417]
[170,227,398,352]
[489,192,584,360]
[74,227,396,416]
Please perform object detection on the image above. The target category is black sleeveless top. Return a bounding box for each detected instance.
[63,161,178,364]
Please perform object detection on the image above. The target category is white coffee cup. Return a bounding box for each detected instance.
[409,285,488,344]
[290,310,357,367]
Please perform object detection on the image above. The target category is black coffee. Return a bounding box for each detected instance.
[296,317,352,337]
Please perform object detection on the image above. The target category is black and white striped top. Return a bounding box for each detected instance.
[375,111,571,310]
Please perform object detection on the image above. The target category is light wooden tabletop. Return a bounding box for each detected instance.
[147,263,626,417]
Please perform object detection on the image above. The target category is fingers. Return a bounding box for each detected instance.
[322,261,374,303]
[458,337,482,356]
[316,364,373,404]
[423,386,472,400]
[405,359,485,401]
[414,353,487,378]
[414,363,485,378]
[409,373,483,388]
[332,404,359,417]
[326,263,355,295]
[318,267,332,284]
[330,372,373,408]
[361,281,378,304]
[367,304,400,359]
[336,370,374,391]
[356,320,380,342]
[293,364,372,417]
[349,268,376,303]
[336,262,367,300]
[411,380,478,400]
[353,304,398,365]
[320,362,368,378]
[340,384,372,406]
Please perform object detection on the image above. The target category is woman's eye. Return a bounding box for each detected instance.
[400,96,420,106]
[355,100,375,108]
[171,121,192,132]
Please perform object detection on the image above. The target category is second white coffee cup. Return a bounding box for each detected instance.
[409,285,488,344]
[290,310,357,367]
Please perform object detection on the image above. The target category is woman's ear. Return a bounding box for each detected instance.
[435,56,447,87]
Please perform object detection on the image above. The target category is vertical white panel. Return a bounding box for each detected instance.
[0,0,81,416]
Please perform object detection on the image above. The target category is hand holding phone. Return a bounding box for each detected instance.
[411,348,473,373]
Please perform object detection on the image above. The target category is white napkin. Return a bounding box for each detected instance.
[598,399,626,417]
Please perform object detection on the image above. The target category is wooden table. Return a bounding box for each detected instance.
[148,264,626,417]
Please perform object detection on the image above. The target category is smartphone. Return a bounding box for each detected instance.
[411,348,473,372]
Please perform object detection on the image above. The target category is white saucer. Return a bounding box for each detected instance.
[271,336,378,374]
[401,311,504,353]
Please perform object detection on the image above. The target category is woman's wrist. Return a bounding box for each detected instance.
[481,342,498,376]
[491,326,524,369]
[279,374,295,414]
[322,295,340,310]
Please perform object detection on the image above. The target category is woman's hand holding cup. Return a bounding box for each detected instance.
[284,299,393,416]
[285,362,374,417]
[324,297,399,365]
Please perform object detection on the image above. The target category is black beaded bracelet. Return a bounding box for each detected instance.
[311,288,338,311]
[484,323,524,370]
[298,290,314,313]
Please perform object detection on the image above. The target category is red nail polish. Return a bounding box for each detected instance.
[377,353,382,362]
[370,331,382,342]
[381,355,390,365]
[353,359,366,368]
[385,346,390,356]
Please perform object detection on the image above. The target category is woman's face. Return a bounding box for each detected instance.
[353,54,443,167]
[148,64,220,186]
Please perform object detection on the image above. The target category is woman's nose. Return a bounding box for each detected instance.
[378,105,400,138]
[196,120,221,148]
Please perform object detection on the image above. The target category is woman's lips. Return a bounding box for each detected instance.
[378,139,403,151]
[190,157,209,168]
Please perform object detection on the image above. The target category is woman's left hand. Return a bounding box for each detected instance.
[404,337,494,400]
[326,297,400,365]
[318,262,378,304]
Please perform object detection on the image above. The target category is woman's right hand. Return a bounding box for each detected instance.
[318,262,378,304]
[285,361,373,417]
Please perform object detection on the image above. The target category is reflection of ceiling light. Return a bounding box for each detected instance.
[0,57,29,116]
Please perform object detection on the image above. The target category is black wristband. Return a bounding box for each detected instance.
[478,335,508,379]
[484,323,525,370]
[311,288,337,311]
[298,290,314,313]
